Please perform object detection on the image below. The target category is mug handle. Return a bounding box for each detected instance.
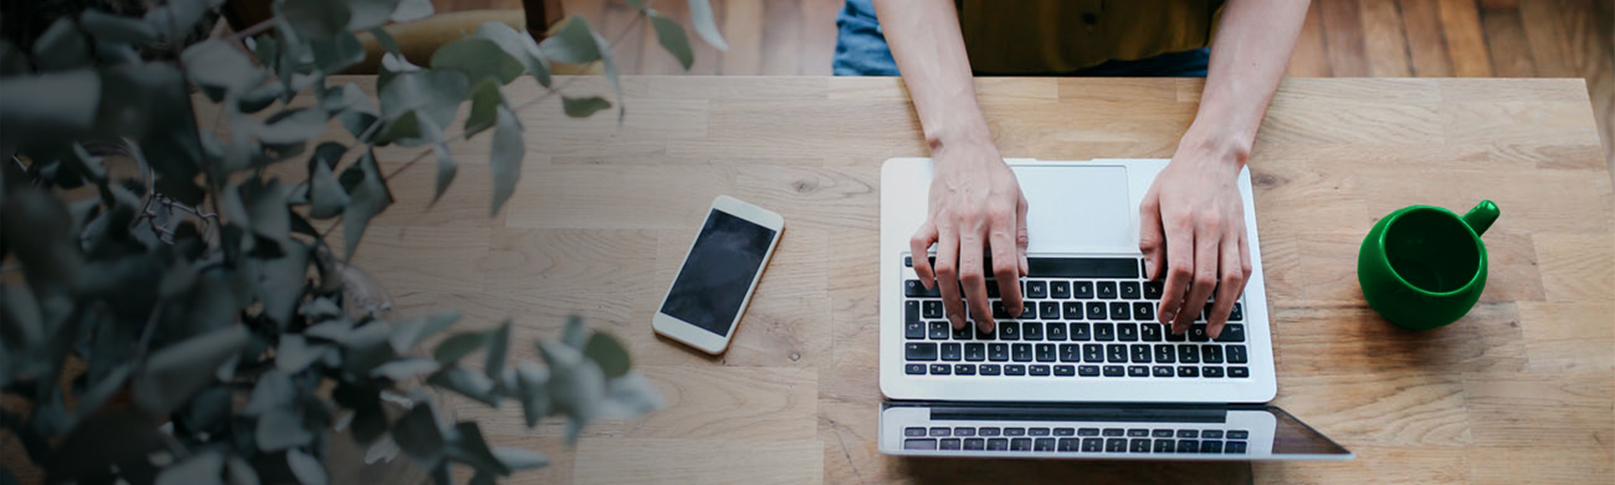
[1462,200,1500,236]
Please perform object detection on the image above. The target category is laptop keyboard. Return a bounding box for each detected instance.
[901,425,1250,454]
[902,256,1250,380]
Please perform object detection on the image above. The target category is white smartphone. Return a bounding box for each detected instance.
[652,195,785,354]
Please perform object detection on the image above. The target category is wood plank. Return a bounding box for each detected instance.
[1358,0,1414,76]
[1319,0,1372,76]
[1478,6,1538,76]
[1288,0,1336,77]
[573,438,823,484]
[1398,0,1457,76]
[1438,0,1496,76]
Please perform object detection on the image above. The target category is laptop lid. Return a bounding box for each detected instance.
[878,401,1352,461]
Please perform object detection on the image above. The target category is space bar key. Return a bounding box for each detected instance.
[1025,257,1139,279]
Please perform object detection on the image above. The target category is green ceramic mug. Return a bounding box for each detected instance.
[1357,200,1500,330]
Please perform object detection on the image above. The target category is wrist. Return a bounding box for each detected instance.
[1177,123,1252,171]
[928,123,997,163]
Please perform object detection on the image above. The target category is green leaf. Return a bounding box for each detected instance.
[70,364,130,423]
[239,82,284,113]
[308,154,350,219]
[338,320,398,374]
[145,0,224,39]
[370,26,401,55]
[514,362,550,426]
[256,406,314,451]
[688,0,729,51]
[537,341,605,433]
[491,447,549,470]
[445,422,510,476]
[562,315,587,349]
[431,37,524,86]
[340,150,393,261]
[32,18,88,71]
[391,0,435,22]
[489,105,524,216]
[256,108,329,144]
[132,325,249,416]
[379,69,468,130]
[287,448,328,485]
[392,403,446,467]
[311,31,366,74]
[0,40,28,75]
[562,96,612,118]
[282,0,352,41]
[470,22,551,87]
[484,320,511,381]
[350,405,388,445]
[429,367,498,406]
[371,358,441,381]
[346,0,403,31]
[183,39,264,92]
[304,317,352,340]
[81,9,158,44]
[583,332,631,379]
[227,455,260,485]
[599,372,662,419]
[538,16,601,64]
[0,70,100,149]
[464,78,503,138]
[626,0,648,8]
[244,369,296,415]
[649,12,694,70]
[154,449,224,485]
[431,144,456,205]
[433,332,487,364]
[389,310,462,352]
[276,334,332,373]
[260,241,310,325]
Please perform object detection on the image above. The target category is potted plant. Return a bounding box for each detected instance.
[0,0,725,483]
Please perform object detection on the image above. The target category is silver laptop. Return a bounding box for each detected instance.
[877,158,1351,461]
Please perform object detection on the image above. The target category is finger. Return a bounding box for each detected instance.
[1206,230,1244,339]
[990,211,1024,318]
[958,230,994,333]
[1138,188,1166,280]
[1160,214,1195,332]
[909,221,939,289]
[1017,194,1030,276]
[934,225,966,330]
[1175,224,1221,333]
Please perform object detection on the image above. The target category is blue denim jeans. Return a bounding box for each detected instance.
[832,0,1210,77]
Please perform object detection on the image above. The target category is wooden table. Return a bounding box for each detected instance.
[354,76,1614,484]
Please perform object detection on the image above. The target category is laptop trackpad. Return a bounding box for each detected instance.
[1014,164,1133,252]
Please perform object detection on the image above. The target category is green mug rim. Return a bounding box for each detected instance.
[1375,205,1487,297]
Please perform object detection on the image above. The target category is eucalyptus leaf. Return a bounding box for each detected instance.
[32,18,88,71]
[464,78,502,138]
[429,366,499,405]
[0,40,28,76]
[491,447,548,470]
[389,310,461,353]
[310,31,366,74]
[538,341,605,431]
[132,325,249,416]
[649,12,694,70]
[371,358,441,381]
[431,144,456,205]
[688,0,730,51]
[256,109,329,145]
[226,455,260,485]
[370,27,401,56]
[470,22,550,86]
[488,105,524,216]
[281,0,352,41]
[392,403,445,467]
[244,369,296,415]
[339,320,398,374]
[583,331,631,379]
[154,449,224,485]
[81,9,158,45]
[304,318,353,340]
[514,362,550,426]
[42,410,164,481]
[183,40,264,92]
[378,69,468,131]
[391,0,436,22]
[260,241,310,325]
[433,332,487,364]
[562,96,611,118]
[484,320,511,382]
[145,0,223,39]
[346,0,404,31]
[445,422,509,476]
[0,70,100,149]
[256,406,314,451]
[340,150,393,261]
[538,16,601,65]
[308,155,350,219]
[70,364,130,423]
[239,82,284,114]
[286,448,328,485]
[275,334,331,373]
[431,37,523,86]
[599,372,662,419]
[562,315,587,349]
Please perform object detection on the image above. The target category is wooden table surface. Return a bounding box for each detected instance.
[351,76,1614,484]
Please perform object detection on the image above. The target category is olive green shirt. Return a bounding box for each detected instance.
[957,0,1225,74]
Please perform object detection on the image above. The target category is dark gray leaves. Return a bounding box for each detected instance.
[491,447,548,471]
[430,37,524,86]
[392,403,446,468]
[390,0,435,22]
[470,22,551,87]
[132,325,249,416]
[32,18,88,70]
[244,369,296,415]
[153,449,223,485]
[688,0,729,51]
[275,334,331,373]
[286,448,328,485]
[378,70,469,135]
[488,105,524,216]
[345,0,403,31]
[256,407,314,451]
[583,332,631,379]
[183,40,264,92]
[390,310,461,353]
[308,153,349,219]
[483,320,511,381]
[80,10,158,45]
[431,144,456,205]
[538,16,601,65]
[649,12,694,70]
[281,0,351,41]
[433,332,487,364]
[371,358,441,381]
[339,150,393,261]
[0,70,101,149]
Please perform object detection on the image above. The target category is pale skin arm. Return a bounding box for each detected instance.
[875,0,1028,334]
[1140,0,1309,338]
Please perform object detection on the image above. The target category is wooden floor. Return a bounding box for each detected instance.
[447,0,1615,175]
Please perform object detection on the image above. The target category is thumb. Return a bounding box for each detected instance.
[1017,194,1030,275]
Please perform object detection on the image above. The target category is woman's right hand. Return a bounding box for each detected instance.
[909,137,1030,334]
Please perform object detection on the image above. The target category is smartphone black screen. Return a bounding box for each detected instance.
[660,210,777,336]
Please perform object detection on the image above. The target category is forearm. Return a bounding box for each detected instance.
[873,0,992,154]
[1185,0,1309,165]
